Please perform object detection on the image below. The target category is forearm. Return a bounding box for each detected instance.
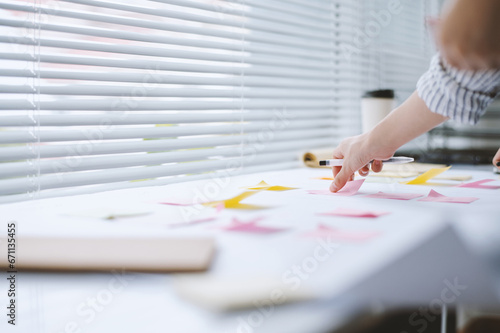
[367,91,448,155]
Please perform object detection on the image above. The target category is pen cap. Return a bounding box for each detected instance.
[361,89,395,133]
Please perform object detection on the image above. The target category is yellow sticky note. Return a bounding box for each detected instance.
[244,180,297,191]
[203,191,265,209]
[312,177,335,181]
[403,166,451,185]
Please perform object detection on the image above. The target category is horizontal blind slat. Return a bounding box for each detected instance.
[62,0,335,41]
[150,0,332,22]
[0,160,302,204]
[0,150,301,195]
[0,111,335,126]
[0,98,335,111]
[3,2,349,49]
[1,84,335,98]
[0,127,338,162]
[0,118,336,143]
[0,19,344,61]
[0,69,362,88]
[0,52,339,79]
[0,136,332,177]
[1,2,359,51]
[0,34,341,66]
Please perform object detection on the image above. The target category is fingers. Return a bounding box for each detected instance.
[331,148,343,180]
[329,136,378,192]
[355,161,382,178]
[330,146,353,192]
[330,161,355,192]
[358,164,370,177]
[371,160,383,173]
[332,165,342,179]
[331,160,382,191]
[492,148,500,168]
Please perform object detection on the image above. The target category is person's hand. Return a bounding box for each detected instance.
[330,133,395,192]
[493,148,500,169]
[329,91,447,192]
[438,0,500,70]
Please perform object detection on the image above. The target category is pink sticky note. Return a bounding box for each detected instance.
[218,217,289,234]
[301,223,379,241]
[457,179,500,190]
[364,191,423,200]
[418,190,478,204]
[215,202,225,213]
[318,208,390,218]
[307,179,365,196]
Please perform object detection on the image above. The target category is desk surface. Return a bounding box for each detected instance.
[1,165,500,333]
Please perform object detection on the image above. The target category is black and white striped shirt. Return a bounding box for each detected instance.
[416,53,500,125]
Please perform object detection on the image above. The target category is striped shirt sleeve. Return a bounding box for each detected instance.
[416,53,500,125]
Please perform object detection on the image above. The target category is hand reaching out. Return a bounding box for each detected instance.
[330,133,394,192]
[329,92,448,192]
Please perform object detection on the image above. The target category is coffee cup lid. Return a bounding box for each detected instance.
[362,89,394,98]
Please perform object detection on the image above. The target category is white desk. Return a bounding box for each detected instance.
[1,166,500,333]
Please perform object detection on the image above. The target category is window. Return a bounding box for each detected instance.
[0,0,438,203]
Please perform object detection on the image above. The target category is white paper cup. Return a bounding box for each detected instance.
[361,89,395,133]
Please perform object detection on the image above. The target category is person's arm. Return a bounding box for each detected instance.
[330,91,447,192]
[439,0,500,70]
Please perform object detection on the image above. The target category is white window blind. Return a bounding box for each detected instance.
[0,0,438,203]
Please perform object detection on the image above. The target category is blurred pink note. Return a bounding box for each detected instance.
[318,208,389,218]
[457,179,500,190]
[218,217,289,234]
[307,179,365,196]
[364,191,423,200]
[418,190,478,204]
[301,224,379,241]
[215,202,225,213]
